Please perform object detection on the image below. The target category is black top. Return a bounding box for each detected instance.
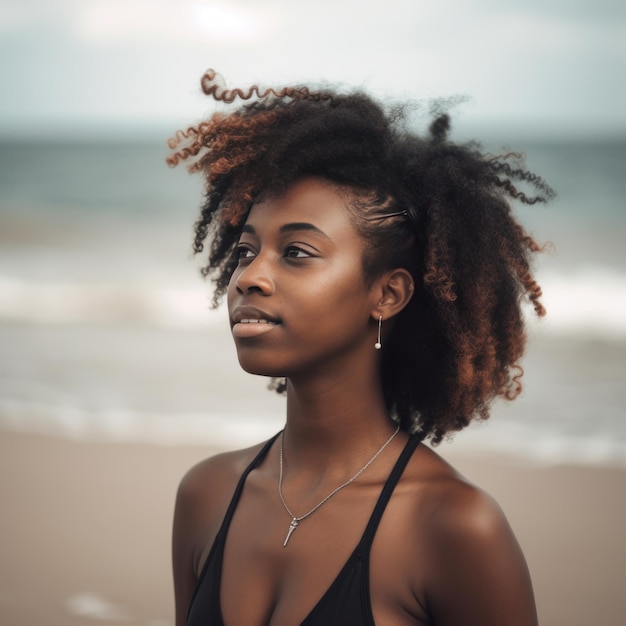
[187,431,423,626]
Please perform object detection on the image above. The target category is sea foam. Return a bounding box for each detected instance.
[1,265,625,338]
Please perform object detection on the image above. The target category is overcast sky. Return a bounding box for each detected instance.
[0,0,624,138]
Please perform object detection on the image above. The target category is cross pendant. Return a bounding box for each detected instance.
[283,518,299,547]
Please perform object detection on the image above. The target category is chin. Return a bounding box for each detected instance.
[236,355,286,379]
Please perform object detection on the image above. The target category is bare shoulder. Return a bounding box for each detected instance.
[176,443,263,504]
[415,445,510,539]
[407,444,537,625]
[174,440,271,537]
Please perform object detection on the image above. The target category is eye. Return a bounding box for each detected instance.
[284,246,312,259]
[236,245,256,261]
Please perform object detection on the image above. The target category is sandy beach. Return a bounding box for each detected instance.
[1,431,624,626]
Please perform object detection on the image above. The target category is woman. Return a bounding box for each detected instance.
[167,70,553,626]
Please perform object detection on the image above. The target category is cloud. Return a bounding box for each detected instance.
[69,0,281,45]
[0,0,624,134]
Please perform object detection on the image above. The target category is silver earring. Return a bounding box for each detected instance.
[375,315,382,350]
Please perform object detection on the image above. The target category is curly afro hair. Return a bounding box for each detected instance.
[167,69,554,444]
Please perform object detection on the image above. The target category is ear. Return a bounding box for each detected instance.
[370,268,415,321]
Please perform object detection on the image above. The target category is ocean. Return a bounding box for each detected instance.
[1,137,625,466]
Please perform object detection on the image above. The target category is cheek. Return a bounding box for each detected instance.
[314,260,370,304]
[226,275,236,305]
[226,265,245,305]
[291,267,373,332]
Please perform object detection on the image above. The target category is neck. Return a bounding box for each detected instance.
[282,366,398,475]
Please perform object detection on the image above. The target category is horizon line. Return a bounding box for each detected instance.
[1,118,625,144]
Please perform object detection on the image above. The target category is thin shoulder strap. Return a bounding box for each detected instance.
[216,430,282,537]
[187,431,283,624]
[357,433,423,550]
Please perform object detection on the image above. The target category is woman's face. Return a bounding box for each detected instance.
[227,177,380,381]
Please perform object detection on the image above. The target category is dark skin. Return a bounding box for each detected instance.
[172,178,538,626]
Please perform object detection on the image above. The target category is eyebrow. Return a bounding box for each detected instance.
[241,222,330,240]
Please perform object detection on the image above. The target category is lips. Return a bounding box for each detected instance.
[231,305,281,325]
[231,305,281,338]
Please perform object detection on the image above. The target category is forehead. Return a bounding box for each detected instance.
[244,178,359,238]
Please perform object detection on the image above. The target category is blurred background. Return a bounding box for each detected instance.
[1,1,625,625]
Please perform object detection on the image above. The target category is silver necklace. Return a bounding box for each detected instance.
[278,425,400,547]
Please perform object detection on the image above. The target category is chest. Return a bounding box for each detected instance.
[195,479,427,625]
[224,478,377,618]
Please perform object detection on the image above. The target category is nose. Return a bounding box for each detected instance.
[233,254,274,295]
